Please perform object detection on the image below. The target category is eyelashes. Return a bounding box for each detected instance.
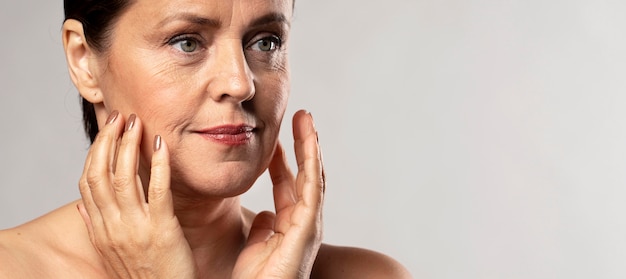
[248,35,283,52]
[168,35,202,53]
[165,32,285,56]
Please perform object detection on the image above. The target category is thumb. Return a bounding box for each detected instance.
[246,211,276,246]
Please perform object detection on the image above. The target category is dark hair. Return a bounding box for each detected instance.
[64,0,134,143]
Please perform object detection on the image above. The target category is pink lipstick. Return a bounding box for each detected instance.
[196,125,254,146]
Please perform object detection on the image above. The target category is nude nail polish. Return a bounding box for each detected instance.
[308,111,317,132]
[153,135,162,151]
[106,110,119,125]
[125,114,136,131]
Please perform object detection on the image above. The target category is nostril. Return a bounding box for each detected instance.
[206,45,255,103]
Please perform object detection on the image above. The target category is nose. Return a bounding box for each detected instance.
[206,41,255,103]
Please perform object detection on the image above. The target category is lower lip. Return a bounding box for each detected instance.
[198,131,253,146]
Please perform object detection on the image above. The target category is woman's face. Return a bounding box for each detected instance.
[94,0,292,197]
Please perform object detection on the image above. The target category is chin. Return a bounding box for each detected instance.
[169,160,265,199]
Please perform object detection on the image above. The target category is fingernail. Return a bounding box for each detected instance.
[308,111,317,130]
[125,114,136,132]
[106,110,119,125]
[153,135,162,151]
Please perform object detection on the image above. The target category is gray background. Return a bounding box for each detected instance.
[2,0,626,278]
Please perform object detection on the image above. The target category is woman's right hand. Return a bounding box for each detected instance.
[77,111,197,279]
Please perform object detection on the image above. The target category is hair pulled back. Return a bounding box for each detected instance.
[64,0,133,143]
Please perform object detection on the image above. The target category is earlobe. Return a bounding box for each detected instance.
[62,19,103,104]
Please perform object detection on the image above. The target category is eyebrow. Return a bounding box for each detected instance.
[157,13,221,28]
[250,12,291,28]
[157,12,290,29]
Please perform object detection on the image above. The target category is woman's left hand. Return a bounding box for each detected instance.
[233,110,325,279]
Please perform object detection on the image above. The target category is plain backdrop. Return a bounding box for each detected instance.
[2,1,626,278]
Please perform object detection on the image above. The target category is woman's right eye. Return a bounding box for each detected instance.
[169,37,199,53]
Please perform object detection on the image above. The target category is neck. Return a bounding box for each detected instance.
[138,166,252,277]
[174,195,246,247]
[173,194,249,277]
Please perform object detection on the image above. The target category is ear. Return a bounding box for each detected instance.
[62,19,103,104]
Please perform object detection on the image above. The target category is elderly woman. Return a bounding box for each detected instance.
[0,0,411,278]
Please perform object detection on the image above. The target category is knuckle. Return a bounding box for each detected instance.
[112,175,134,191]
[108,231,131,248]
[102,224,151,251]
[151,158,167,171]
[105,236,131,252]
[78,177,90,192]
[148,184,167,199]
[85,171,106,190]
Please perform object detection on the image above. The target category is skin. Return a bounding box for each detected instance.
[0,0,412,278]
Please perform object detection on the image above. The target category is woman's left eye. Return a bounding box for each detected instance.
[251,36,282,52]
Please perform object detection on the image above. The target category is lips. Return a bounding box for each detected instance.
[195,125,254,146]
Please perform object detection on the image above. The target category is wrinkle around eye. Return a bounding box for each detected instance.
[246,50,289,73]
[146,57,199,87]
[167,45,209,66]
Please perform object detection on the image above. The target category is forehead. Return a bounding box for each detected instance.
[127,0,293,27]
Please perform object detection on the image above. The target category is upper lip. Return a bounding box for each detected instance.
[195,124,255,134]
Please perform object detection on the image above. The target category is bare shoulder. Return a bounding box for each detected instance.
[0,228,40,278]
[312,243,413,279]
[0,202,107,278]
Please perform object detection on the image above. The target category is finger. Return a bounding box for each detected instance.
[79,145,103,227]
[76,202,96,246]
[86,110,124,214]
[112,114,145,213]
[148,135,174,218]
[246,211,276,246]
[268,142,297,213]
[292,110,324,209]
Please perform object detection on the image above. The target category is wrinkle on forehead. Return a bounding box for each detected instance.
[134,0,292,29]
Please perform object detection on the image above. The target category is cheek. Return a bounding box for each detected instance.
[102,53,197,124]
[100,47,187,110]
[255,66,290,122]
[254,83,289,141]
[99,57,198,159]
